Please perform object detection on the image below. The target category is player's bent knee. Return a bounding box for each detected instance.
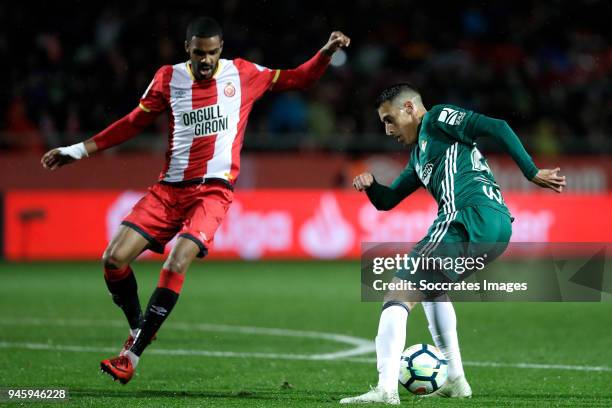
[163,238,202,274]
[162,255,188,275]
[102,247,131,270]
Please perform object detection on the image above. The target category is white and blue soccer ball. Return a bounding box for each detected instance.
[399,343,448,395]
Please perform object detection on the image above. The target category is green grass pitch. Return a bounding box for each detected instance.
[0,261,611,407]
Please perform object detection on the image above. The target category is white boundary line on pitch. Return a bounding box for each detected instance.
[0,317,611,372]
[0,341,611,373]
[0,317,374,360]
[344,357,612,372]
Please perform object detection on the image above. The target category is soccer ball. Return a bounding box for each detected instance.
[398,344,448,395]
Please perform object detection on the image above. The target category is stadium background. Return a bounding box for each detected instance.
[1,1,611,406]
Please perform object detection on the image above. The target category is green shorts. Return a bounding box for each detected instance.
[395,205,512,292]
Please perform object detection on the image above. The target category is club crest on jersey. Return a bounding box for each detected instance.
[415,162,433,186]
[420,139,428,152]
[224,82,236,97]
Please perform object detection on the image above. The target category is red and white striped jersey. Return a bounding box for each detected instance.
[139,59,281,184]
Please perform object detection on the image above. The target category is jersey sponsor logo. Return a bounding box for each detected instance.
[415,162,434,186]
[181,104,229,137]
[224,82,236,97]
[438,107,466,126]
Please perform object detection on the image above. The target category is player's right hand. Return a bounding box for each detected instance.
[41,149,76,170]
[530,167,566,193]
[353,172,374,192]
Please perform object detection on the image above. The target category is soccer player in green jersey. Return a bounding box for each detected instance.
[340,84,565,404]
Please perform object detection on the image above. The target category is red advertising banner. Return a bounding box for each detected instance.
[4,190,612,260]
[2,153,611,192]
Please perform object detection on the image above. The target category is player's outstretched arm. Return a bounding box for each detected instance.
[469,114,566,193]
[41,139,98,170]
[530,167,566,193]
[41,106,158,170]
[353,172,418,211]
[270,31,350,91]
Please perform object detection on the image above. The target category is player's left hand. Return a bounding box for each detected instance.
[530,167,566,193]
[320,31,350,56]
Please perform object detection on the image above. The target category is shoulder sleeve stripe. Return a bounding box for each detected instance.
[138,102,151,113]
[271,69,281,84]
[185,62,195,81]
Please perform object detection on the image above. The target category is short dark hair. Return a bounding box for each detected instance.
[376,83,421,108]
[186,17,223,42]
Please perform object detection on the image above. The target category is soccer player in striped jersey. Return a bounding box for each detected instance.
[41,17,350,384]
[341,84,565,404]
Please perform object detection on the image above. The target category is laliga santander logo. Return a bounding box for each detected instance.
[358,203,436,242]
[214,201,292,259]
[299,193,355,259]
[107,194,291,260]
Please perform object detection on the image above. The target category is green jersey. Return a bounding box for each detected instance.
[367,104,538,217]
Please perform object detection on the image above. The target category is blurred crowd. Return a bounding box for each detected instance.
[2,0,612,154]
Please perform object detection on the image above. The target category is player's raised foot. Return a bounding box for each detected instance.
[422,375,472,398]
[339,386,400,405]
[100,355,135,384]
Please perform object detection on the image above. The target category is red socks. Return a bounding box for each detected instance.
[157,269,185,294]
[104,266,184,293]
